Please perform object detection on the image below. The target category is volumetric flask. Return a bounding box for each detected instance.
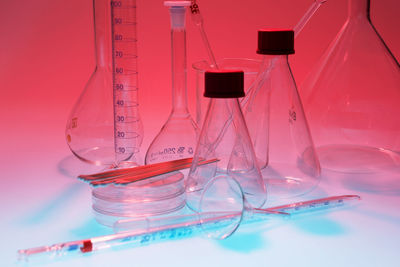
[244,30,320,199]
[66,0,143,166]
[186,70,266,212]
[145,1,198,164]
[301,0,400,173]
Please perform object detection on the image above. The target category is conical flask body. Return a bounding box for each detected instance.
[301,0,400,173]
[186,97,266,211]
[246,55,321,199]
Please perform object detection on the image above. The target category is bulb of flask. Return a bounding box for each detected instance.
[66,0,143,166]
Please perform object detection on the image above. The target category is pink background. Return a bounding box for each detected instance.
[0,0,399,266]
[1,0,399,152]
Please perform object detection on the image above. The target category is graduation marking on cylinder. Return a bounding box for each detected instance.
[111,0,142,164]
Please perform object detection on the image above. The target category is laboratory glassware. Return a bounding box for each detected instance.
[91,171,186,227]
[18,175,360,262]
[145,1,198,164]
[198,175,359,239]
[301,0,400,173]
[293,0,328,35]
[115,191,359,240]
[186,70,266,212]
[189,0,218,68]
[244,29,320,199]
[66,0,143,166]
[79,158,218,186]
[193,58,260,126]
[192,0,328,127]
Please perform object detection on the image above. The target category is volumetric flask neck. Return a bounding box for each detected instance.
[145,2,198,164]
[301,0,400,173]
[94,0,112,70]
[170,14,190,117]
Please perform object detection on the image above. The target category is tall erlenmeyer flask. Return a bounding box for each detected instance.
[66,0,143,166]
[245,30,320,199]
[301,0,400,173]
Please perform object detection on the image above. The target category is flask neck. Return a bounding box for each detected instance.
[170,26,189,116]
[348,0,370,20]
[260,55,290,72]
[207,98,242,118]
[93,0,112,69]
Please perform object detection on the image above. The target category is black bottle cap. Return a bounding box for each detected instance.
[257,29,295,55]
[204,70,244,98]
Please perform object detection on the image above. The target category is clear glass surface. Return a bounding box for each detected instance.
[244,55,321,199]
[66,0,143,166]
[186,95,266,211]
[301,0,400,173]
[193,58,261,126]
[92,171,186,227]
[145,2,198,164]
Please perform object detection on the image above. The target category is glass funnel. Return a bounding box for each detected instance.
[66,0,143,166]
[145,1,198,164]
[301,0,400,173]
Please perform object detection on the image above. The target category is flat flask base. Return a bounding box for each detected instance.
[317,144,400,174]
[70,146,139,167]
[262,162,320,200]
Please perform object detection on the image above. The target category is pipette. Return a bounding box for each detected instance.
[189,0,218,68]
[18,194,360,261]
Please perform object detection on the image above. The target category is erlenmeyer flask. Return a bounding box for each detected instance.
[186,70,266,212]
[244,30,321,199]
[145,1,198,164]
[301,0,400,173]
[66,0,143,166]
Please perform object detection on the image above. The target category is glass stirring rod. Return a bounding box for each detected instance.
[189,0,218,68]
[242,0,329,108]
[293,0,328,36]
[18,195,360,261]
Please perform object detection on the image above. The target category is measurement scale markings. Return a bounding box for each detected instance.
[114,5,137,9]
[114,21,137,26]
[124,54,138,58]
[115,71,138,76]
[121,89,138,92]
[116,120,141,124]
[116,56,138,60]
[115,101,139,107]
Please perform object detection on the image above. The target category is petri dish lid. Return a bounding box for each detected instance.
[92,171,184,202]
[92,194,186,227]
